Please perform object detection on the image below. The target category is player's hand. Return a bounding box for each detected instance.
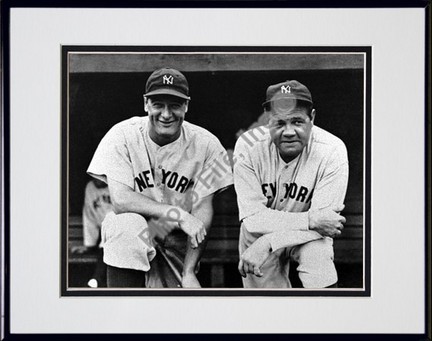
[308,204,346,238]
[177,210,207,249]
[181,271,201,288]
[238,235,272,278]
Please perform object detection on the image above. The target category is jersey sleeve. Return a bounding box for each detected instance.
[82,183,101,247]
[87,124,135,188]
[310,143,349,210]
[266,142,349,251]
[192,137,234,201]
[233,136,309,236]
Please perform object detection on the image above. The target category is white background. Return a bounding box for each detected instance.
[9,8,425,333]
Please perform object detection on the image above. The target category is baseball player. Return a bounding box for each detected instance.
[71,178,114,287]
[233,80,348,288]
[87,67,233,288]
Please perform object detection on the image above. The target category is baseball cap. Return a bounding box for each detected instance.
[262,80,313,107]
[144,67,191,100]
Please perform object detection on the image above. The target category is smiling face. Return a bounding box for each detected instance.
[268,99,315,163]
[144,95,188,146]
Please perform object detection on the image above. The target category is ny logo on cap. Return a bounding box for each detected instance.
[163,75,174,85]
[281,85,291,94]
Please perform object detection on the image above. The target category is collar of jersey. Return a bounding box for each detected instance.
[277,150,302,169]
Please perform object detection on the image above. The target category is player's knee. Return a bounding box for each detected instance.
[296,239,334,265]
[102,212,155,272]
[102,212,149,240]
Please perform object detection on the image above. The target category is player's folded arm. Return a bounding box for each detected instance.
[254,151,349,252]
[242,209,310,235]
[106,177,175,220]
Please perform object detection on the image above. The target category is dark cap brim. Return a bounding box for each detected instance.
[262,97,313,107]
[144,88,191,100]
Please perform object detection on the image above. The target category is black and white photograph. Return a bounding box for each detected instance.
[3,3,428,337]
[62,48,370,295]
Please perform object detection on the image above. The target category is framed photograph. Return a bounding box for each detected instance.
[62,47,370,297]
[1,0,430,338]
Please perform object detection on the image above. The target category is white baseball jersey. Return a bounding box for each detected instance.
[233,124,349,252]
[87,116,233,215]
[82,180,114,247]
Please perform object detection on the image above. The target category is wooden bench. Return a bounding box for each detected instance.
[68,195,363,287]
